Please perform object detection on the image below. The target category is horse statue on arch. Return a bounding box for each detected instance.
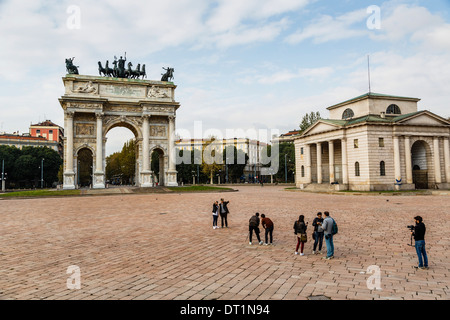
[98,61,106,76]
[104,60,115,77]
[161,67,174,82]
[140,64,147,79]
[66,57,79,74]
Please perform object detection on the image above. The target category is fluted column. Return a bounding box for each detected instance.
[434,137,442,184]
[66,112,74,174]
[142,115,150,172]
[95,113,103,173]
[393,136,402,188]
[166,115,178,186]
[93,112,105,189]
[316,142,322,184]
[305,144,312,183]
[404,136,413,184]
[329,140,335,183]
[444,137,450,183]
[168,115,176,171]
[63,111,75,190]
[341,138,348,185]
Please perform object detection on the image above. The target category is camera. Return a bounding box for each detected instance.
[407,225,415,231]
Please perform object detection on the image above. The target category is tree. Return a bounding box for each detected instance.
[201,137,223,184]
[261,142,295,183]
[300,111,321,133]
[105,139,136,185]
[0,145,62,189]
[223,146,248,183]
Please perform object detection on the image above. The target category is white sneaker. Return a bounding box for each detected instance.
[259,241,263,245]
[300,253,305,256]
[295,252,299,255]
[249,242,252,245]
[312,250,316,254]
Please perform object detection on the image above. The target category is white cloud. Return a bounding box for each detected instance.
[285,8,368,44]
[251,66,334,84]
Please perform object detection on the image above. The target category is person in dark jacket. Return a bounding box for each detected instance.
[412,216,428,270]
[312,212,324,254]
[248,213,263,245]
[219,198,230,228]
[294,215,308,255]
[261,214,274,245]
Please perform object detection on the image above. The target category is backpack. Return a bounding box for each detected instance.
[249,215,258,227]
[331,218,338,235]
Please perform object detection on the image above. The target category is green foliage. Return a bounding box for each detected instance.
[105,139,136,185]
[300,111,321,133]
[0,145,62,188]
[223,146,248,183]
[261,142,295,183]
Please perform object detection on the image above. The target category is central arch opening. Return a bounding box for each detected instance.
[411,140,431,189]
[105,126,139,186]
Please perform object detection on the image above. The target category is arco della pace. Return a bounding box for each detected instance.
[59,70,179,190]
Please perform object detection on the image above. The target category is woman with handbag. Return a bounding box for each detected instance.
[294,215,308,256]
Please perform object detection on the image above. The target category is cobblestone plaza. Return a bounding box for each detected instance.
[1,186,449,300]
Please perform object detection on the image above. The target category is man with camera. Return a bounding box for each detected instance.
[410,216,429,270]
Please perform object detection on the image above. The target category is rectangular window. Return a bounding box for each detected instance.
[354,139,359,148]
[379,138,384,147]
[301,147,304,155]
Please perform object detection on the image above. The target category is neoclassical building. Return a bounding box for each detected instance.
[294,93,450,191]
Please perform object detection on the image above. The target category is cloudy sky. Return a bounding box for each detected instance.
[1,0,449,155]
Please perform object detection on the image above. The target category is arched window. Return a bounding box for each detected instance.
[301,166,305,178]
[355,162,360,177]
[386,104,401,115]
[380,161,386,176]
[342,108,355,120]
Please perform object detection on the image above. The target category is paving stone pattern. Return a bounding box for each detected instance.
[0,186,449,300]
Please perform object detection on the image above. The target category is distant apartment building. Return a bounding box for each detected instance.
[0,120,64,157]
[0,133,60,154]
[271,130,301,144]
[29,120,64,157]
[175,138,268,182]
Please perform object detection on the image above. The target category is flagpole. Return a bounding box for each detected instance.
[368,55,372,93]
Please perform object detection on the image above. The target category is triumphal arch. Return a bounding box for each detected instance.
[59,62,179,189]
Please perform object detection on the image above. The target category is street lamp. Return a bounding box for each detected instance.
[40,158,45,189]
[1,159,6,192]
[285,154,288,184]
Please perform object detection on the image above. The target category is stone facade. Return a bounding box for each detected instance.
[59,75,180,189]
[294,93,450,191]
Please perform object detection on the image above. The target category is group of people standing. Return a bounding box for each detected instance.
[210,200,430,268]
[247,211,337,260]
[211,199,230,229]
[292,211,336,259]
[211,200,337,259]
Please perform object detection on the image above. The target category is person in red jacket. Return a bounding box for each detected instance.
[261,214,274,245]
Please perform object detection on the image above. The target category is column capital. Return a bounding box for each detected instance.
[95,112,104,119]
[142,114,151,120]
[65,111,75,119]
